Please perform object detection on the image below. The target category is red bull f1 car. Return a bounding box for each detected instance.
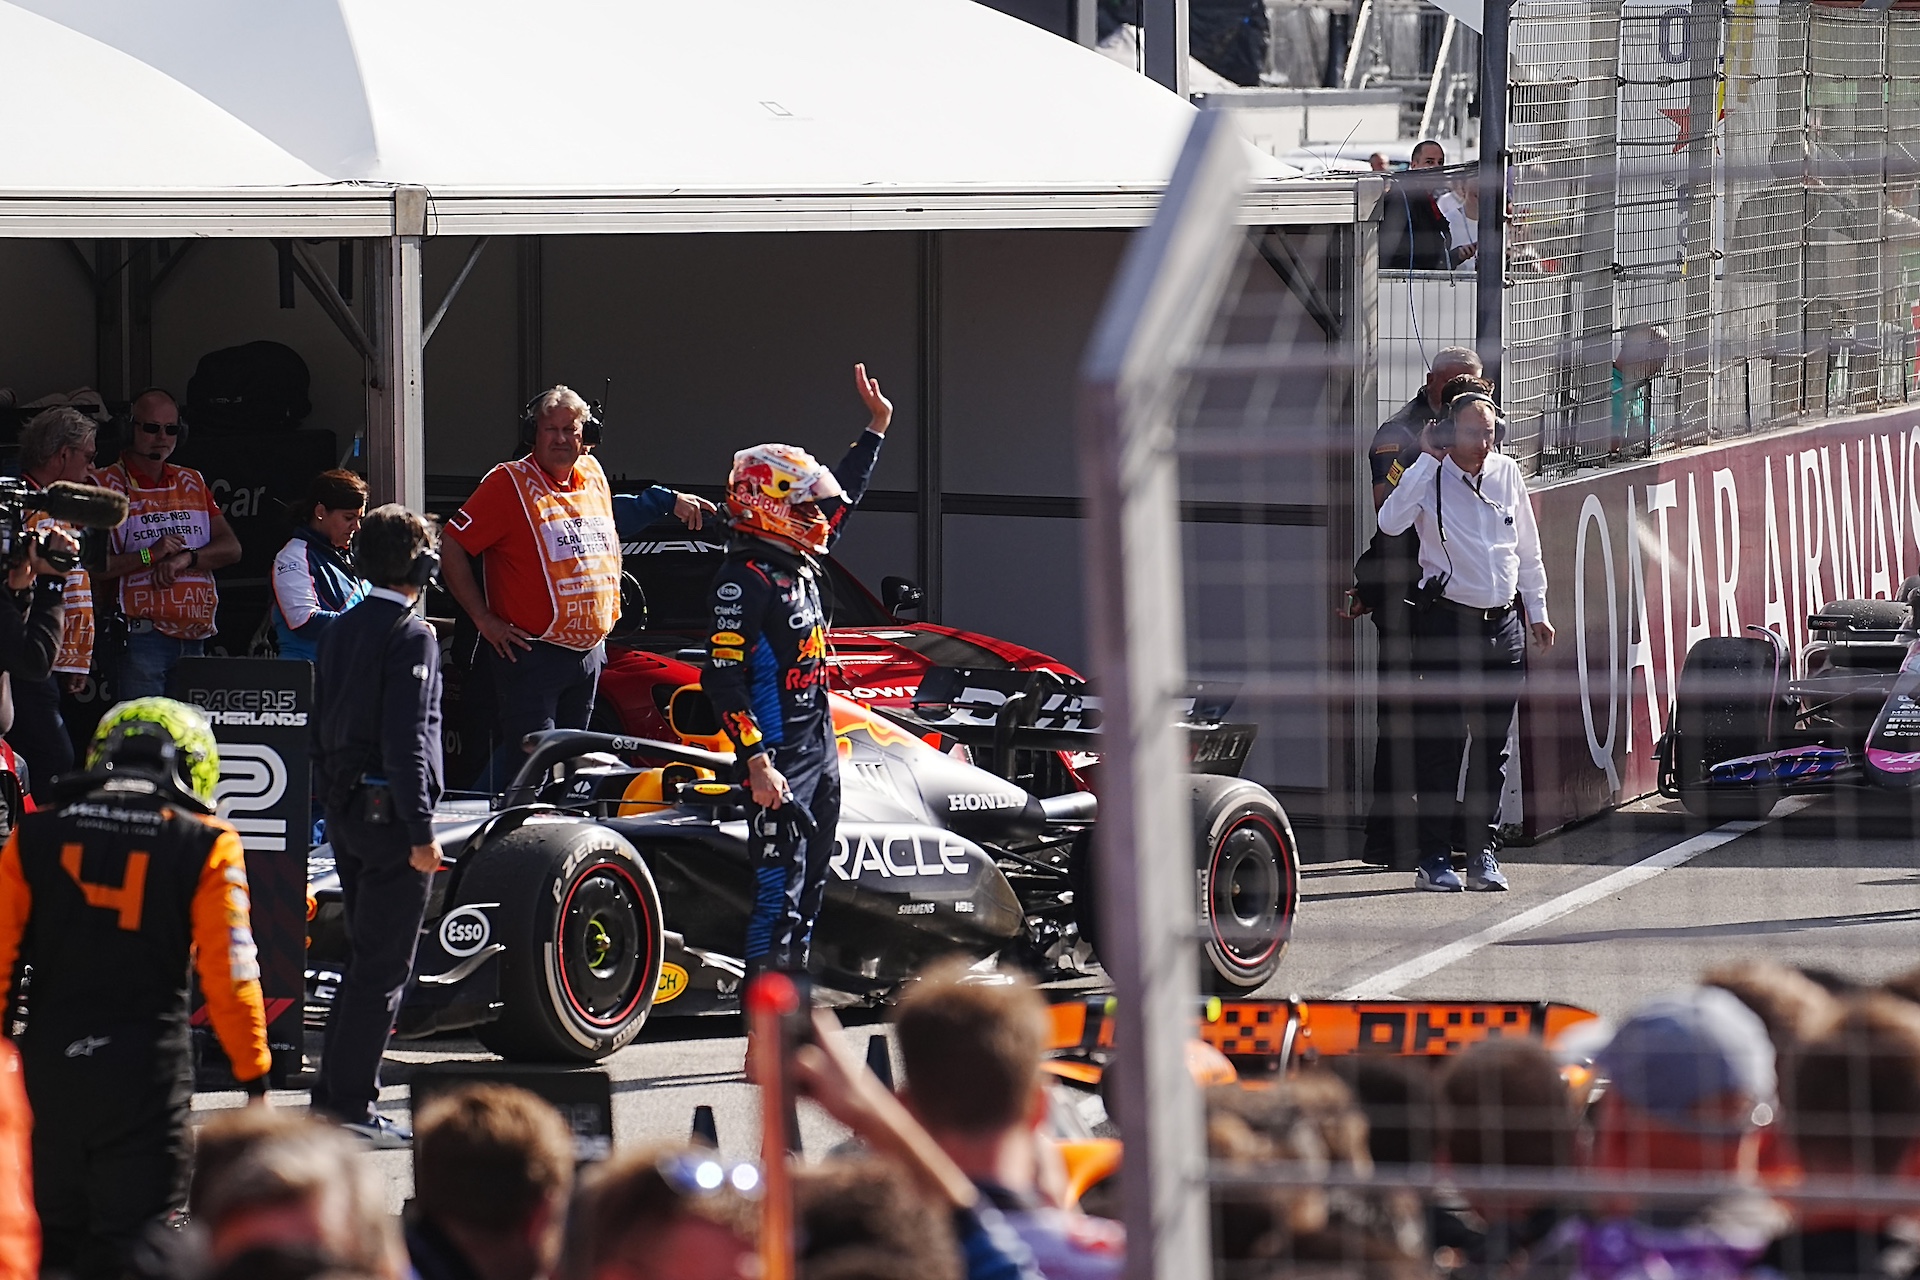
[1658,591,1920,819]
[308,540,1298,1059]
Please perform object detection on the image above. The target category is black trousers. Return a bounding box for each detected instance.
[1363,605,1419,863]
[745,734,842,976]
[313,814,432,1125]
[478,639,605,791]
[7,672,72,804]
[1411,602,1526,862]
[25,1022,191,1277]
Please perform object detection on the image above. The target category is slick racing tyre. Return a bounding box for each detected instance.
[1193,775,1299,993]
[462,822,663,1062]
[1066,777,1299,992]
[1672,636,1778,822]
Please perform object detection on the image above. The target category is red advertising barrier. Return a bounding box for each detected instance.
[1520,405,1920,835]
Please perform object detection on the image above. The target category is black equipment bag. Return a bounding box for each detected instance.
[185,341,312,432]
[1354,528,1421,615]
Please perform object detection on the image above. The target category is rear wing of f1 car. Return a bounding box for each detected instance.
[1042,995,1600,1082]
[905,667,1257,777]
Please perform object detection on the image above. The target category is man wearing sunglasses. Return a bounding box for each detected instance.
[93,389,243,700]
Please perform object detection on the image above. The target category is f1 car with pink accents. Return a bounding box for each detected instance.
[1658,591,1920,819]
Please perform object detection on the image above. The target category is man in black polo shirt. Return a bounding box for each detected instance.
[1347,347,1483,867]
[311,504,443,1147]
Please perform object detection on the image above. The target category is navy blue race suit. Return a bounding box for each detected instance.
[704,430,882,975]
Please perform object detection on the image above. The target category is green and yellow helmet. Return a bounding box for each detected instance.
[85,697,222,809]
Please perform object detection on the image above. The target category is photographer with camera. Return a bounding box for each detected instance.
[1377,377,1553,895]
[93,388,243,699]
[10,407,99,800]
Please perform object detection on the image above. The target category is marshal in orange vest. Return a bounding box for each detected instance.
[445,454,622,651]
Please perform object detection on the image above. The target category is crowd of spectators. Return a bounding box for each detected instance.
[1214,958,1920,1280]
[0,953,1902,1280]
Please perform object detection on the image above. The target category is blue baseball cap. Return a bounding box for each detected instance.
[1596,986,1777,1126]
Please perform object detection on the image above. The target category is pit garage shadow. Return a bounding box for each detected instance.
[1495,904,1920,948]
[1306,791,1920,872]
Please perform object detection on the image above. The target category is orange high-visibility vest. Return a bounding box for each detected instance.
[501,455,621,650]
[96,462,219,641]
[24,509,92,675]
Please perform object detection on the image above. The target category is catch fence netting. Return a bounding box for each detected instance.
[1081,103,1920,1280]
[1388,1,1920,479]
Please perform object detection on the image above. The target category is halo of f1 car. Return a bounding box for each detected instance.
[1657,579,1920,820]
[305,541,1300,1061]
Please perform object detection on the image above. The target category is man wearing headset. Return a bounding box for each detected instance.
[92,388,244,700]
[1377,379,1553,895]
[310,505,444,1147]
[440,386,716,789]
[1343,347,1485,868]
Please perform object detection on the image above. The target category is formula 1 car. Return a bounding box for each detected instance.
[1657,590,1920,820]
[306,667,1299,1062]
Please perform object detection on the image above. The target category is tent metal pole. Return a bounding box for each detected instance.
[423,235,491,347]
[370,187,428,512]
[917,230,943,622]
[287,239,378,365]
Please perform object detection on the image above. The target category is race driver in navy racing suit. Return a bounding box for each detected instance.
[705,363,891,978]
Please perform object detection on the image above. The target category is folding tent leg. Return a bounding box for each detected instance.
[364,202,427,513]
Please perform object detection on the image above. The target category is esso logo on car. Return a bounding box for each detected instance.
[439,905,493,957]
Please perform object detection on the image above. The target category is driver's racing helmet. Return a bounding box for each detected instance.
[725,443,842,556]
[85,697,222,810]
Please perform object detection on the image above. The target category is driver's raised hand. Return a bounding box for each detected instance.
[854,363,892,435]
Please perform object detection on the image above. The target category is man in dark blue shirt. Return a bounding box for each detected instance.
[705,363,890,977]
[310,504,444,1147]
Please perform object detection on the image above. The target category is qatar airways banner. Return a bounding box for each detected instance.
[1520,405,1920,835]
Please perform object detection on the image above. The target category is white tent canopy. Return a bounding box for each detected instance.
[2,0,1316,234]
[1,0,1370,512]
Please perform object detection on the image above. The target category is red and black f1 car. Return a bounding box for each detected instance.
[1658,588,1920,819]
[306,665,1299,1062]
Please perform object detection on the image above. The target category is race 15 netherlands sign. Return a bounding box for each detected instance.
[1519,405,1920,835]
[173,657,312,1080]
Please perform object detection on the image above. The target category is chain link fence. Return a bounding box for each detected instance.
[1386,1,1920,478]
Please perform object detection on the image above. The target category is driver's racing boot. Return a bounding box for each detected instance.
[1414,854,1463,892]
[1465,850,1509,892]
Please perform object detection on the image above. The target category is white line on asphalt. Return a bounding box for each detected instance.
[1333,797,1815,999]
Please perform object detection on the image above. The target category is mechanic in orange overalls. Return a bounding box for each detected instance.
[0,697,270,1275]
[440,385,715,789]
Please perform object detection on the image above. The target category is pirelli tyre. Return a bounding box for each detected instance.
[1672,636,1779,823]
[460,822,664,1062]
[1070,778,1298,991]
[1193,775,1300,992]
